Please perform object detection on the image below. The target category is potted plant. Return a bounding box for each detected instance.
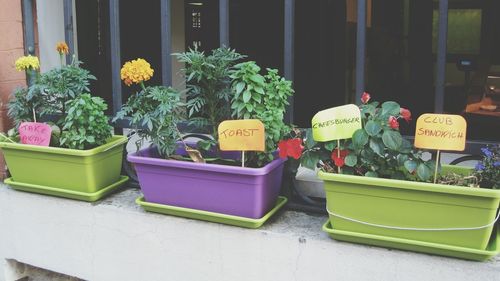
[281,93,500,260]
[115,48,293,227]
[0,43,128,201]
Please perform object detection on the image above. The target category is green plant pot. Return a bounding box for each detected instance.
[319,165,500,252]
[0,136,127,197]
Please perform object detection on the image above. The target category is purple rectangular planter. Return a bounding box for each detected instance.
[128,146,286,219]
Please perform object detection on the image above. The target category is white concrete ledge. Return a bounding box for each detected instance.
[1,184,499,281]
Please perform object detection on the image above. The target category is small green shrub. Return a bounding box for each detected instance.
[114,86,182,158]
[230,62,294,167]
[60,94,112,150]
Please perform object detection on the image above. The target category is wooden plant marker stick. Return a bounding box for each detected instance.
[337,139,341,173]
[241,151,245,167]
[434,150,441,184]
[32,107,37,122]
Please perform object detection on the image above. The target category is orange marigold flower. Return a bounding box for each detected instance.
[56,42,69,55]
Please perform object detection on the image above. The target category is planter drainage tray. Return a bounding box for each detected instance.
[322,220,499,261]
[136,195,288,228]
[4,176,129,202]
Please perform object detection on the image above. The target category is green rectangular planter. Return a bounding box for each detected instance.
[0,136,127,195]
[319,165,500,252]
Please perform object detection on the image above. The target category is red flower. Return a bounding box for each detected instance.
[400,108,411,122]
[333,157,345,167]
[361,92,371,104]
[331,149,349,168]
[388,116,399,129]
[278,138,304,160]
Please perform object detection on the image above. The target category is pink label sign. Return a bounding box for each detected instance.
[19,122,52,146]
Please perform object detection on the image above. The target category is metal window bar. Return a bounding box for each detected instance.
[434,0,448,113]
[354,0,367,102]
[284,0,295,124]
[63,0,75,63]
[219,0,229,47]
[21,0,36,86]
[109,0,122,117]
[161,0,172,86]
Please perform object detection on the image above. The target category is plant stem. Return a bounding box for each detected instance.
[338,139,341,174]
[434,150,441,184]
[59,53,64,68]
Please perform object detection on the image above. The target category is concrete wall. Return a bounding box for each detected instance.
[1,186,499,281]
[0,0,26,178]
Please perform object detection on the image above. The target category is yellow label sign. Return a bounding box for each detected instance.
[414,114,467,151]
[311,104,362,141]
[218,119,265,151]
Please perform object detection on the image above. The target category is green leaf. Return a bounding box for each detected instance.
[300,151,320,170]
[242,90,251,103]
[361,148,375,161]
[400,138,413,154]
[197,140,213,151]
[235,82,245,95]
[397,154,409,166]
[404,160,417,173]
[360,104,376,116]
[365,121,382,136]
[254,86,265,95]
[324,141,336,151]
[365,171,378,177]
[250,74,264,84]
[416,163,432,181]
[352,129,369,149]
[382,130,402,151]
[369,138,384,156]
[381,101,401,116]
[344,154,358,167]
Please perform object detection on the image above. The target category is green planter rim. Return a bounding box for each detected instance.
[0,135,127,156]
[318,165,500,199]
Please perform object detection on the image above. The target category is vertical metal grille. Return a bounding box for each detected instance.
[284,0,295,123]
[161,0,172,86]
[109,0,122,116]
[355,0,367,102]
[434,0,448,113]
[219,0,229,47]
[63,0,75,63]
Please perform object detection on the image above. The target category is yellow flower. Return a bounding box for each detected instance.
[56,42,69,55]
[120,58,154,86]
[15,55,40,71]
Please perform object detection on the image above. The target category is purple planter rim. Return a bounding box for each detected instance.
[128,147,286,176]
